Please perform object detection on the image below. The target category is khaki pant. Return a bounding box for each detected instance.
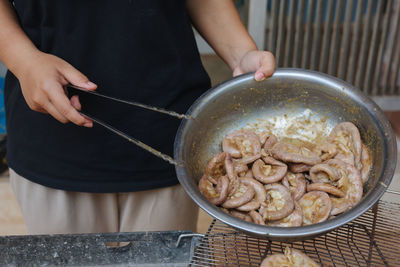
[10,169,198,235]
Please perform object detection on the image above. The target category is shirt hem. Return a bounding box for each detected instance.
[8,163,180,193]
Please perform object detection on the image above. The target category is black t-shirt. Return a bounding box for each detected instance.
[5,0,210,192]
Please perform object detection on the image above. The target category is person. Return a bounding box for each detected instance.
[0,0,275,235]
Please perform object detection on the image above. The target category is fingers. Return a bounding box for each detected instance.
[69,95,93,127]
[59,62,97,90]
[255,51,276,81]
[70,95,82,110]
[42,101,70,124]
[46,83,93,127]
[232,50,276,81]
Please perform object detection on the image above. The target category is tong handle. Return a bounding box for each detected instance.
[65,85,183,166]
[66,84,191,120]
[80,111,180,166]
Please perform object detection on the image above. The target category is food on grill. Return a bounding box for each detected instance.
[199,121,370,227]
[260,247,320,267]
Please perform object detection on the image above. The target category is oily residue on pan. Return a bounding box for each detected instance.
[243,109,331,148]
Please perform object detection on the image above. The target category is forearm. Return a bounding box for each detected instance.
[0,0,40,77]
[187,0,257,70]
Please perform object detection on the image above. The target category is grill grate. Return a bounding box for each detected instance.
[190,200,400,266]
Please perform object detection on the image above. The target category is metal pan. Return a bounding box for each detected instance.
[174,69,397,241]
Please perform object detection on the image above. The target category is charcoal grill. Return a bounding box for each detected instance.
[188,196,400,266]
[1,198,399,266]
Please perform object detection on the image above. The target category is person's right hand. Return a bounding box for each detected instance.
[15,51,97,127]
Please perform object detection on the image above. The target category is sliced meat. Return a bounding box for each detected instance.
[307,183,345,198]
[244,170,254,178]
[205,152,228,183]
[249,210,265,225]
[268,201,303,227]
[282,172,306,201]
[314,142,338,161]
[224,154,241,195]
[271,142,321,165]
[309,159,345,184]
[230,210,253,223]
[198,175,229,205]
[236,200,260,211]
[263,134,278,150]
[236,177,267,211]
[252,156,287,184]
[260,183,294,221]
[299,191,332,225]
[329,122,362,170]
[330,163,363,215]
[289,163,312,173]
[222,129,261,163]
[256,131,271,146]
[234,160,248,176]
[222,182,255,209]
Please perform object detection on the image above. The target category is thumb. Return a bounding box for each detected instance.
[60,63,97,90]
[255,51,276,81]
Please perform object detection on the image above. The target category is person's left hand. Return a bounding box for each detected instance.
[233,50,276,81]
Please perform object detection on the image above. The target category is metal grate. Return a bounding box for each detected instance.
[190,200,400,266]
[264,0,400,97]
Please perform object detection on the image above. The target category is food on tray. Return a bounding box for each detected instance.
[260,247,320,267]
[199,121,371,227]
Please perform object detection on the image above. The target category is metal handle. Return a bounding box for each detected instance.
[175,233,204,247]
[66,84,191,120]
[65,85,186,166]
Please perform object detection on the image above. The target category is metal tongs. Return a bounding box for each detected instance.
[65,84,191,166]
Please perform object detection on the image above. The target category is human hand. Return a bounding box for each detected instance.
[15,51,97,127]
[232,50,276,81]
